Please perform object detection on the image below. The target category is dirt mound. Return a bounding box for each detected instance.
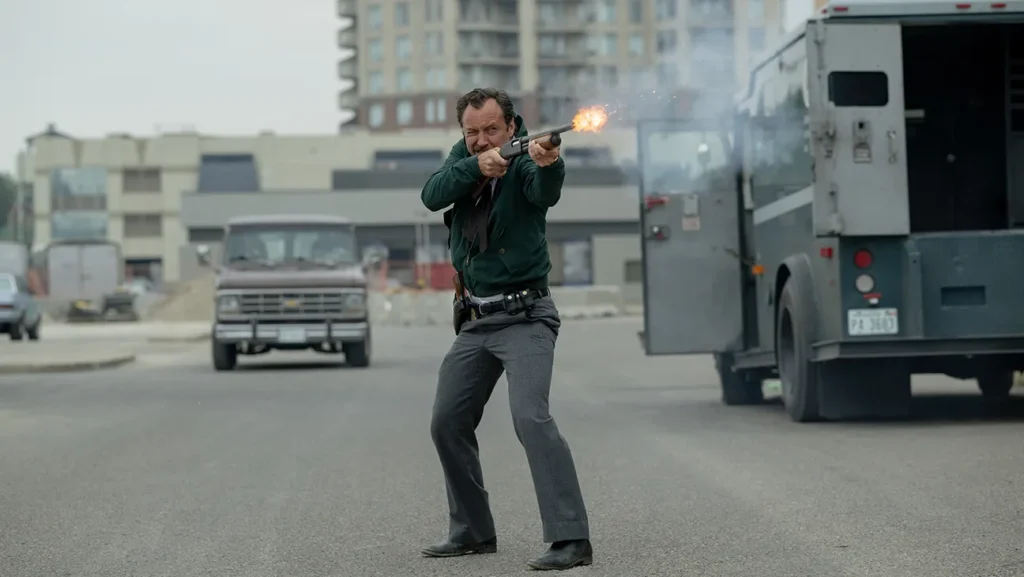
[149,274,215,322]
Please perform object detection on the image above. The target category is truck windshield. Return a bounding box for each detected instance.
[0,275,16,293]
[641,127,734,195]
[223,225,357,267]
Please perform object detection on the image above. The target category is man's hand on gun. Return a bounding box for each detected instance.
[527,135,560,168]
[477,148,509,178]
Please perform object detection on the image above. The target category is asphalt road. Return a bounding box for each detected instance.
[1,318,1023,577]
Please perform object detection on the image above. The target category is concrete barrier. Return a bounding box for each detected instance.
[368,285,629,327]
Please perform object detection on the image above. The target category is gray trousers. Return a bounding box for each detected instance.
[429,295,590,544]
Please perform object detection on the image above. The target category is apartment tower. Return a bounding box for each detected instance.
[336,0,784,130]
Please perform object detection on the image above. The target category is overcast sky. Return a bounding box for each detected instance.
[0,0,812,174]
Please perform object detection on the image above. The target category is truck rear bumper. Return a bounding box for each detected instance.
[813,335,1024,361]
[214,321,368,345]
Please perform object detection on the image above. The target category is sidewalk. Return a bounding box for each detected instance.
[0,342,136,374]
[41,322,211,343]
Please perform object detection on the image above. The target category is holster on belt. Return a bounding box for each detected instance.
[452,273,472,335]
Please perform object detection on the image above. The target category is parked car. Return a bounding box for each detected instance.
[0,272,42,341]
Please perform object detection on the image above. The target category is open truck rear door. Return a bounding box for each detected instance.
[638,119,745,355]
[810,20,910,236]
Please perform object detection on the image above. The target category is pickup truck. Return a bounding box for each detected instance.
[200,214,371,371]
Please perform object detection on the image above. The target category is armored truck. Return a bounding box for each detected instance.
[638,0,1024,421]
[202,215,371,370]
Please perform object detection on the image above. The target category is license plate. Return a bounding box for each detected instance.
[847,308,899,336]
[278,328,307,343]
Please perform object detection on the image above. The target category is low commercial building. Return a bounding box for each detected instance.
[23,124,645,298]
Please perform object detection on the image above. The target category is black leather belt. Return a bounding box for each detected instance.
[473,287,550,316]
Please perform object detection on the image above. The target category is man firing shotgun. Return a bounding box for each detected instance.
[418,87,607,572]
[497,122,575,160]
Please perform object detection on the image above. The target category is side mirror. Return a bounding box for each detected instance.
[196,244,212,266]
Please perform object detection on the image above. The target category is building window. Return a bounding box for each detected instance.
[51,211,108,240]
[397,100,413,125]
[367,4,382,29]
[624,259,643,283]
[749,0,764,22]
[371,150,444,170]
[656,30,677,54]
[425,0,443,21]
[426,32,444,56]
[196,154,260,193]
[396,35,412,60]
[123,213,162,238]
[629,33,644,56]
[369,70,384,94]
[425,98,447,124]
[368,103,385,127]
[50,167,107,211]
[587,33,617,56]
[123,168,161,193]
[595,0,616,22]
[657,61,679,87]
[396,68,413,92]
[368,38,383,61]
[395,2,409,26]
[749,27,765,53]
[629,0,643,22]
[656,0,677,19]
[426,66,446,89]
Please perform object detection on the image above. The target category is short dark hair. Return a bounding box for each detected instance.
[456,88,515,127]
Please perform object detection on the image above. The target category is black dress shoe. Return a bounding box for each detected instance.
[420,537,497,558]
[527,539,593,571]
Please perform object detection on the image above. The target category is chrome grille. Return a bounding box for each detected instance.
[238,292,347,316]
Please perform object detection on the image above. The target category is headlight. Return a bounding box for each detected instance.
[217,295,240,313]
[344,292,366,309]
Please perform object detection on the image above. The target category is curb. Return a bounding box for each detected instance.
[0,354,137,375]
[147,332,211,344]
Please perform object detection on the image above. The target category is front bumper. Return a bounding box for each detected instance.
[0,309,20,323]
[214,321,369,345]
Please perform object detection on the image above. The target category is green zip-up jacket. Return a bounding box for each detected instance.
[420,115,564,297]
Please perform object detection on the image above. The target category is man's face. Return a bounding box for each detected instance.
[462,98,515,155]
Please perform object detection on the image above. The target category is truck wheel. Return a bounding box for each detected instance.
[344,339,371,368]
[776,279,821,422]
[977,369,1013,400]
[715,353,764,405]
[212,340,237,371]
[9,321,23,341]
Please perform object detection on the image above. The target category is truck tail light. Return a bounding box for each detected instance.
[853,249,873,269]
[855,274,875,293]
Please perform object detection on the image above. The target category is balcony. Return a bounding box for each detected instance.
[336,0,355,17]
[458,0,519,31]
[337,28,356,49]
[337,59,357,80]
[337,90,359,111]
[458,51,521,66]
[536,0,587,30]
[688,0,735,25]
[458,34,521,65]
[537,49,590,64]
[535,17,588,31]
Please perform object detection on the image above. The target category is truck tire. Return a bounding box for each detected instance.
[715,353,764,405]
[977,369,1013,400]
[776,278,822,422]
[212,340,237,371]
[345,339,371,368]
